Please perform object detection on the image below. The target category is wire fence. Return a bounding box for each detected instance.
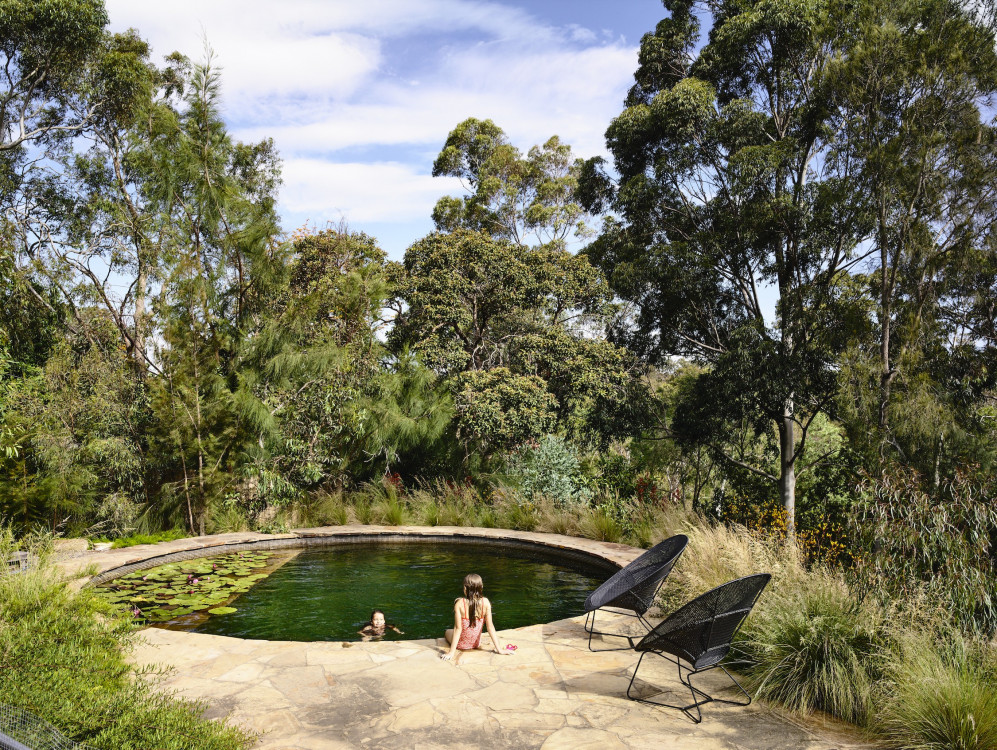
[0,705,96,750]
[2,552,31,576]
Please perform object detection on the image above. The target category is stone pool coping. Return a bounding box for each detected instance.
[55,526,639,588]
[53,527,870,749]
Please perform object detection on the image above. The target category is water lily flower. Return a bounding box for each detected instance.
[192,578,199,584]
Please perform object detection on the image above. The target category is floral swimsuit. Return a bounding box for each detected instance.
[455,598,485,650]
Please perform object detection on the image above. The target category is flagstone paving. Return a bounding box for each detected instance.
[57,528,871,749]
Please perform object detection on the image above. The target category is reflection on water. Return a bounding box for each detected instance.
[185,542,606,642]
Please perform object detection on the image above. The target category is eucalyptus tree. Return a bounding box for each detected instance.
[431,118,591,248]
[832,0,997,470]
[0,1,151,357]
[7,30,158,371]
[581,0,872,535]
[0,0,109,153]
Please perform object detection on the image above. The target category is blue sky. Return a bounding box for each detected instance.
[105,1,667,260]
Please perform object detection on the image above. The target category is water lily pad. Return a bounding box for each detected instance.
[208,607,237,615]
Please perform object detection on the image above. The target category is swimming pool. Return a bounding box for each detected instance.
[175,541,608,642]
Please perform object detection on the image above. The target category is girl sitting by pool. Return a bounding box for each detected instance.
[441,573,516,662]
[358,609,404,640]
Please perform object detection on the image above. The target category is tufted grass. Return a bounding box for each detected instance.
[877,635,997,750]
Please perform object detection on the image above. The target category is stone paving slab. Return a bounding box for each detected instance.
[131,616,867,750]
[58,528,872,749]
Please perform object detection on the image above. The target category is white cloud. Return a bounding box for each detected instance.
[105,0,642,237]
[281,159,463,223]
[234,43,635,159]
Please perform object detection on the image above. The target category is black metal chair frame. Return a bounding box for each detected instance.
[583,534,688,651]
[625,573,771,724]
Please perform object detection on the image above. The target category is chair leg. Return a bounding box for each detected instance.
[712,665,752,706]
[586,608,652,652]
[627,653,752,723]
[626,652,709,724]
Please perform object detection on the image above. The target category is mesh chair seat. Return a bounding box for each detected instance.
[626,573,771,723]
[583,535,687,651]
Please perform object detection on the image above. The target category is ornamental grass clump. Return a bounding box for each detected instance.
[582,507,625,543]
[877,635,997,750]
[735,574,881,725]
[0,529,253,750]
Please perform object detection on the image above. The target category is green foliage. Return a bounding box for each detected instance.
[0,316,148,532]
[390,228,642,451]
[138,53,285,533]
[106,528,187,548]
[431,117,591,247]
[0,530,253,749]
[850,467,997,632]
[583,507,624,543]
[737,578,881,725]
[454,369,556,456]
[662,521,882,725]
[389,229,611,375]
[0,0,110,156]
[582,0,997,532]
[503,435,591,507]
[878,635,997,750]
[830,0,997,469]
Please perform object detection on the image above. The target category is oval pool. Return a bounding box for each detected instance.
[175,541,607,642]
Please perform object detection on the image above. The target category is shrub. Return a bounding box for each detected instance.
[293,492,350,527]
[376,496,409,526]
[207,500,250,534]
[878,635,997,750]
[94,492,141,539]
[493,490,539,531]
[583,507,624,543]
[502,435,592,507]
[850,467,997,632]
[0,530,253,749]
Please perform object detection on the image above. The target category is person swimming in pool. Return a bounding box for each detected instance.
[441,573,516,662]
[357,609,404,640]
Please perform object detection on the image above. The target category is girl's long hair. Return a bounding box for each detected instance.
[463,573,484,626]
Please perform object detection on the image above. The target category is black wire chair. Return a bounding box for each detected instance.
[583,534,688,651]
[625,573,771,723]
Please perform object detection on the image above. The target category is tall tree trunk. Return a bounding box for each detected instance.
[877,201,895,468]
[778,396,797,541]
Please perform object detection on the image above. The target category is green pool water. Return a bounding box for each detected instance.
[183,542,610,642]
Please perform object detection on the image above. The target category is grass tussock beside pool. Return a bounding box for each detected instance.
[0,530,254,750]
